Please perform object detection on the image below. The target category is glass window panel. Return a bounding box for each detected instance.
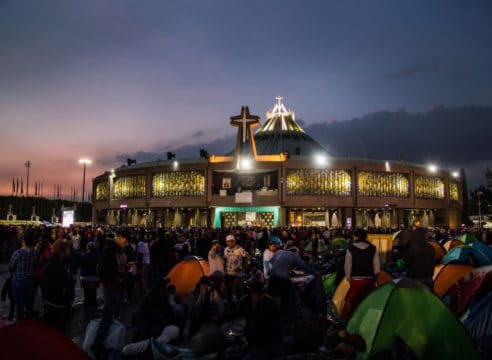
[358,171,409,198]
[152,171,205,197]
[113,175,147,199]
[286,169,351,196]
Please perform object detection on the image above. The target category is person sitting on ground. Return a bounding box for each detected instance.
[167,284,187,330]
[344,229,380,318]
[41,240,74,332]
[239,281,282,358]
[188,276,225,338]
[245,260,265,286]
[134,277,175,340]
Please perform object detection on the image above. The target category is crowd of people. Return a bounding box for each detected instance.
[0,224,490,359]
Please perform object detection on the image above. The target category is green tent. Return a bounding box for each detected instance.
[347,280,480,359]
[328,237,348,251]
[458,233,478,244]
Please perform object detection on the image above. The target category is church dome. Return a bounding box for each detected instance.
[253,97,328,156]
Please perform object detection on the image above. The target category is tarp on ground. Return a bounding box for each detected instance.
[433,263,475,298]
[347,280,480,360]
[442,245,491,267]
[0,320,88,359]
[462,292,492,358]
[166,256,210,299]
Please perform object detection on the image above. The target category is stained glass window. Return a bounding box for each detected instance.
[113,176,147,199]
[152,171,205,197]
[450,182,459,201]
[286,169,351,196]
[358,171,409,198]
[96,182,110,200]
[415,175,445,199]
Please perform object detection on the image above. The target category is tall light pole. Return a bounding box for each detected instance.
[477,191,483,230]
[79,159,92,202]
[25,160,31,196]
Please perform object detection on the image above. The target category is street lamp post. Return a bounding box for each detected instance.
[78,159,92,202]
[477,191,483,230]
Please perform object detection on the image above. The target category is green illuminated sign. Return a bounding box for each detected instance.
[213,206,279,228]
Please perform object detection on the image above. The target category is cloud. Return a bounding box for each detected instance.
[389,58,440,80]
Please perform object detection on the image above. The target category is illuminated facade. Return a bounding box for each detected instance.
[92,97,463,229]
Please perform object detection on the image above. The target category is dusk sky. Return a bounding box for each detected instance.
[1,1,491,197]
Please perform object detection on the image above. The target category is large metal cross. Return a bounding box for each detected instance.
[230,106,260,143]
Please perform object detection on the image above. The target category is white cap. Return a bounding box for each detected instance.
[226,234,235,241]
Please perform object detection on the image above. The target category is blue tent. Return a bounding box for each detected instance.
[471,242,492,262]
[462,292,492,358]
[442,245,491,267]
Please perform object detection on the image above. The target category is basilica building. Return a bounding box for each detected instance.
[92,97,462,229]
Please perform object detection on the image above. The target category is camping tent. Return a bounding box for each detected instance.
[392,230,413,248]
[166,256,210,298]
[447,265,492,316]
[471,241,492,262]
[433,263,475,298]
[0,320,88,359]
[442,245,491,267]
[462,292,492,358]
[443,239,463,252]
[347,280,480,360]
[458,233,478,244]
[428,241,446,262]
[331,271,392,317]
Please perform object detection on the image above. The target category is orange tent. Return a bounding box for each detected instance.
[332,271,392,317]
[376,270,393,287]
[433,263,474,298]
[166,256,210,299]
[444,239,463,252]
[429,241,447,262]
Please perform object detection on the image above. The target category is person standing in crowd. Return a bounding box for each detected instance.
[125,234,138,302]
[8,231,38,321]
[208,239,225,292]
[403,221,435,290]
[268,247,315,311]
[137,233,151,293]
[208,240,224,276]
[80,242,100,307]
[41,240,74,332]
[263,240,278,280]
[34,233,53,300]
[91,230,129,358]
[223,234,250,305]
[344,229,380,318]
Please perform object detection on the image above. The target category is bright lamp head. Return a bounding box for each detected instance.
[79,158,92,165]
[314,153,328,167]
